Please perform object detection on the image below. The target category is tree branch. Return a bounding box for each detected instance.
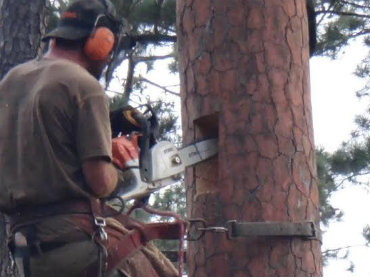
[134,54,174,63]
[137,75,180,96]
[105,88,123,95]
[316,9,370,18]
[322,244,369,255]
[339,0,370,10]
[123,53,136,103]
[334,170,370,188]
[133,34,177,45]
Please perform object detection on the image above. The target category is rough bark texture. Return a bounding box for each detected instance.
[0,0,46,79]
[0,0,46,275]
[177,0,322,276]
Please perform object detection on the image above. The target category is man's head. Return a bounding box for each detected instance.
[44,0,121,78]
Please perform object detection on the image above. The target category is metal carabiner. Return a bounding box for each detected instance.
[94,217,108,241]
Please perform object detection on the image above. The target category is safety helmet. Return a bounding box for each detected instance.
[43,0,122,61]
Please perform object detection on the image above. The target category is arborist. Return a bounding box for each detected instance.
[0,0,178,276]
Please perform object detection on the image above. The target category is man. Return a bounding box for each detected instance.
[0,1,177,276]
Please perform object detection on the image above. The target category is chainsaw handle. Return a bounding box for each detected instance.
[132,111,152,182]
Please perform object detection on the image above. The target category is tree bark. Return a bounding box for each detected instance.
[0,0,46,79]
[177,0,322,276]
[0,0,46,275]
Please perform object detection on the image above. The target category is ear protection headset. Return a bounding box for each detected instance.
[84,0,119,61]
[84,16,115,61]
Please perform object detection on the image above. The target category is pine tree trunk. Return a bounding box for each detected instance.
[0,0,46,275]
[177,0,322,276]
[0,0,46,79]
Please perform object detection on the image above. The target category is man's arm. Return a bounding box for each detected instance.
[82,158,118,198]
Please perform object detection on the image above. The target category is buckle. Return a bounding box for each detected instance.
[94,217,108,241]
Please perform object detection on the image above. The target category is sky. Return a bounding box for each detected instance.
[310,41,370,276]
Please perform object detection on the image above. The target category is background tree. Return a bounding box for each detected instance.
[0,0,47,79]
[0,1,47,275]
[310,0,370,264]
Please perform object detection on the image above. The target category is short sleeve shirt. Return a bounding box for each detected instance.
[0,58,112,212]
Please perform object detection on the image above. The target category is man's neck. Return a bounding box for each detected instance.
[44,47,88,70]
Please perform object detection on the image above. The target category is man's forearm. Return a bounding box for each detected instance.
[82,158,118,198]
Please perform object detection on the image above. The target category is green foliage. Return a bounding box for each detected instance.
[111,0,176,36]
[109,94,129,109]
[313,4,370,266]
[316,149,343,226]
[161,0,176,27]
[151,183,185,251]
[152,183,185,218]
[131,0,161,26]
[355,56,370,79]
[363,225,370,245]
[151,100,179,142]
[315,0,370,58]
[330,141,370,177]
[168,43,178,73]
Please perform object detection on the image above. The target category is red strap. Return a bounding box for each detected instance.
[140,222,182,241]
[84,199,183,276]
[84,222,181,276]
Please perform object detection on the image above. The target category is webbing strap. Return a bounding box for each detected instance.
[227,221,321,241]
[84,222,181,277]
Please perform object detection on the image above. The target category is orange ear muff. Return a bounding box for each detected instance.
[84,27,115,61]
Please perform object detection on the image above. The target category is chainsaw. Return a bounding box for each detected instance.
[109,106,218,202]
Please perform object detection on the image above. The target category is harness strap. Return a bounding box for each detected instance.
[85,199,182,276]
[7,199,92,233]
[11,227,33,277]
[7,199,182,277]
[83,221,181,277]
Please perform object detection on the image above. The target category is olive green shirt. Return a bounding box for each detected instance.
[0,58,111,212]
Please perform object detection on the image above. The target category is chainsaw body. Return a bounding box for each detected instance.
[112,138,218,201]
[109,106,218,202]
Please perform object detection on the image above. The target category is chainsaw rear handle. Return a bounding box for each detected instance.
[131,106,158,182]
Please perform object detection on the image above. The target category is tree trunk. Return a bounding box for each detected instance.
[0,0,46,275]
[0,0,46,79]
[177,0,322,276]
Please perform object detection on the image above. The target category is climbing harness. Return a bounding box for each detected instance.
[6,198,185,277]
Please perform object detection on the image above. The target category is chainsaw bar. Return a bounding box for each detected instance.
[178,138,218,168]
[147,138,218,182]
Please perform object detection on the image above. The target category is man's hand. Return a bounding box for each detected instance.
[111,134,140,169]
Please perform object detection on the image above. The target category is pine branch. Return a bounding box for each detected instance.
[133,34,177,44]
[317,29,370,56]
[322,244,369,255]
[137,75,180,96]
[334,170,370,188]
[123,53,136,103]
[106,88,123,95]
[350,29,370,37]
[316,9,370,18]
[338,0,370,10]
[315,0,369,25]
[316,1,336,26]
[134,54,174,63]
